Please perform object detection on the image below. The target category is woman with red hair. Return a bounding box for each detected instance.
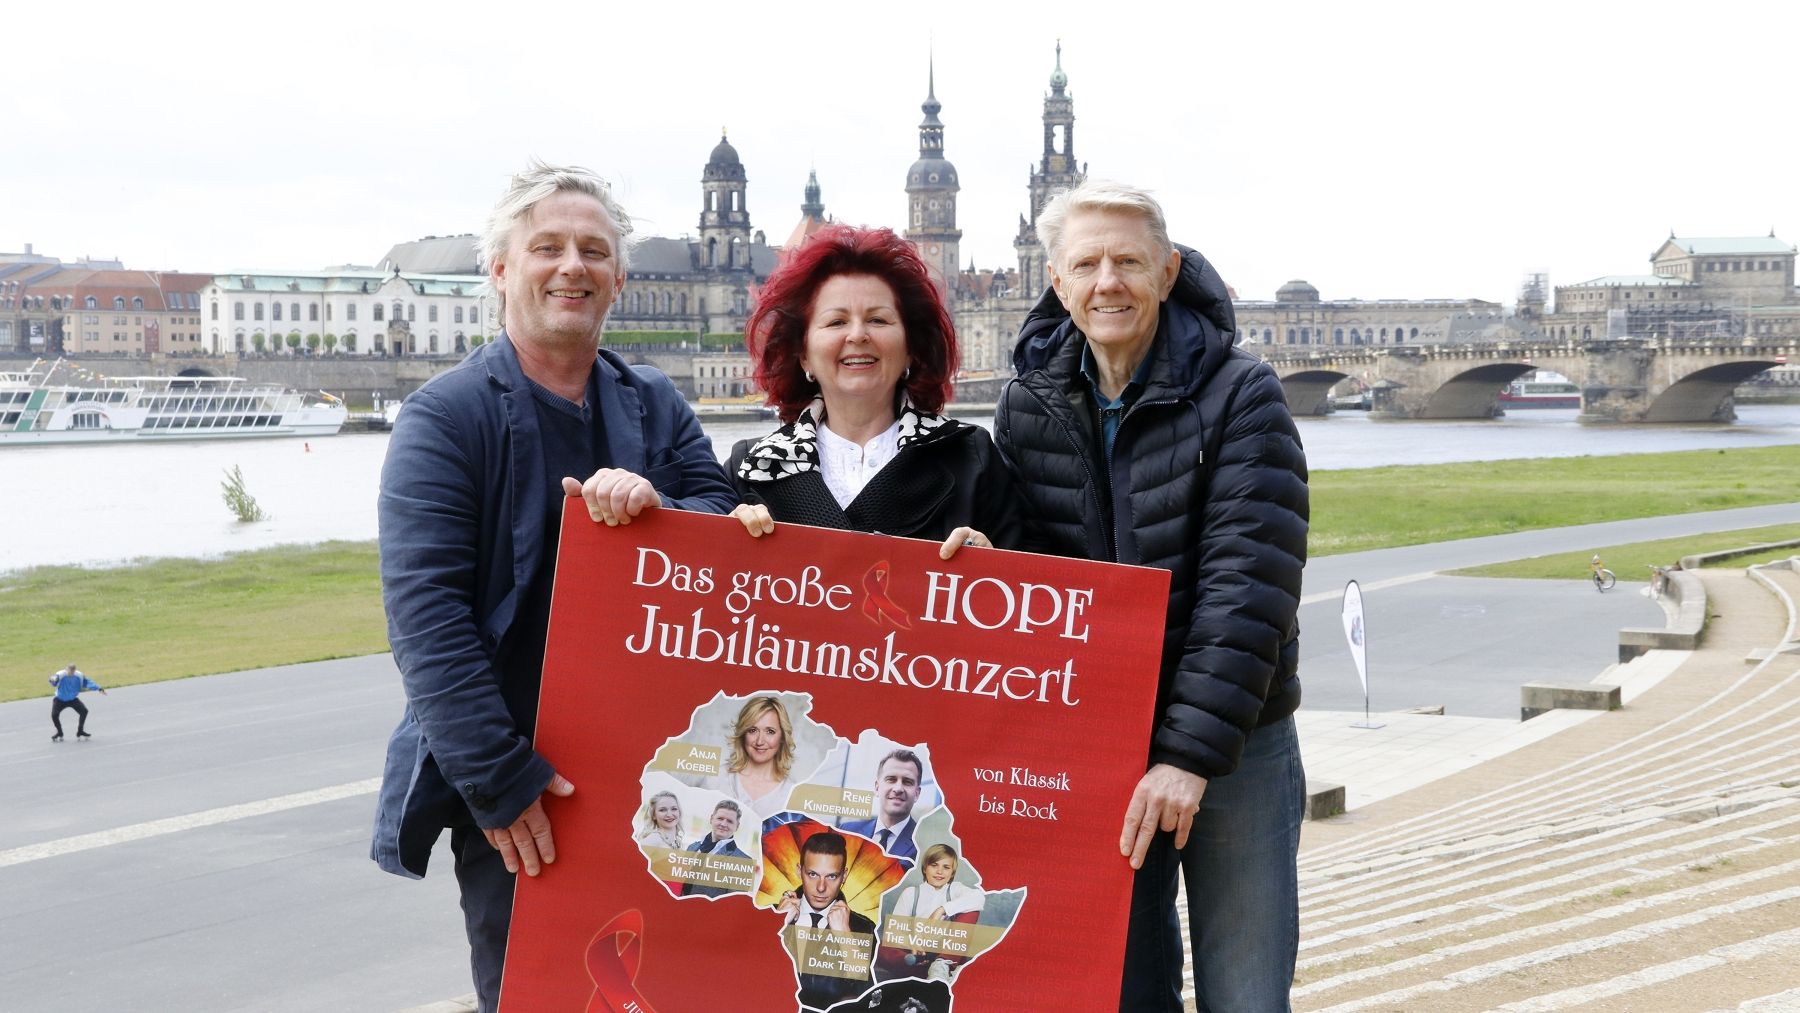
[727,225,1019,555]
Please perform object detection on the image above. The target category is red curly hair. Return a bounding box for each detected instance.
[747,225,958,421]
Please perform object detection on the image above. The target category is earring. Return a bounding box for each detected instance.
[803,369,815,383]
[901,365,912,382]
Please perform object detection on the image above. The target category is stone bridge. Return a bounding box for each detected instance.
[1263,337,1798,422]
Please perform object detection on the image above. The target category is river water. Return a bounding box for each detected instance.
[4,405,1798,574]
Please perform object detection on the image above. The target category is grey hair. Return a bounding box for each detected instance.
[480,160,635,314]
[1037,178,1173,268]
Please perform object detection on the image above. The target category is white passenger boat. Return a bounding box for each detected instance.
[0,369,347,445]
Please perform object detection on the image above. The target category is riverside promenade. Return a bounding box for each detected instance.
[1,510,1796,1011]
[1285,561,1800,1012]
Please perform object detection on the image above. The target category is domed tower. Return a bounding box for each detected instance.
[699,131,751,271]
[903,59,962,291]
[1015,42,1086,294]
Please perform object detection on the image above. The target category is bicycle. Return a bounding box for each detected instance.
[1590,555,1617,591]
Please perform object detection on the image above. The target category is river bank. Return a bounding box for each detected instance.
[5,446,1798,701]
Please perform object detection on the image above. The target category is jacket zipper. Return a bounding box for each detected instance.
[1107,394,1181,565]
[1019,379,1113,560]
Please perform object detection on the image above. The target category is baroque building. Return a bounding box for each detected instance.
[941,48,1085,378]
[1540,234,1799,342]
[904,62,962,292]
[1232,280,1511,348]
[380,136,779,340]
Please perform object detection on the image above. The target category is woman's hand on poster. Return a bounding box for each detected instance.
[562,469,661,526]
[731,503,776,537]
[938,526,992,560]
[1120,763,1209,870]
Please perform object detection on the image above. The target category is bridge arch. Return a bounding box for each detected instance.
[175,366,219,378]
[1415,362,1535,419]
[1276,368,1353,416]
[1643,360,1786,423]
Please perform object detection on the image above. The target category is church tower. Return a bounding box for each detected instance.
[903,59,962,292]
[1014,43,1086,294]
[698,131,752,271]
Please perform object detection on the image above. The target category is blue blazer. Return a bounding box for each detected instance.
[371,334,735,878]
[839,817,918,864]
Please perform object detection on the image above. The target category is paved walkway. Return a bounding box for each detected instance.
[1288,560,1800,1011]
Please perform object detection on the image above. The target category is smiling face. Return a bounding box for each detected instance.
[1050,208,1181,366]
[801,273,909,420]
[874,756,922,823]
[652,795,681,831]
[492,190,626,352]
[800,851,846,909]
[710,805,739,840]
[922,853,956,889]
[742,706,783,768]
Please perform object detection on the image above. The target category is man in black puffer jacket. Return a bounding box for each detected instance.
[994,180,1309,1012]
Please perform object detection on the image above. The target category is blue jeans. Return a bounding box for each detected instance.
[1118,715,1304,1012]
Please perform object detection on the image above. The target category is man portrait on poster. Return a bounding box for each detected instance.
[680,799,752,898]
[776,830,876,1009]
[839,748,925,865]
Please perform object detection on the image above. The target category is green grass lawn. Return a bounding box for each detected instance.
[1,542,387,703]
[1308,446,1800,556]
[1447,524,1800,581]
[4,445,1795,702]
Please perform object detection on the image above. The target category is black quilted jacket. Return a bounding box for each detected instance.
[994,246,1309,779]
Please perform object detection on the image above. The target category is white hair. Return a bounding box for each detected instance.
[1037,178,1173,267]
[480,160,635,315]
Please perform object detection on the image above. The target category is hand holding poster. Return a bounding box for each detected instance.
[500,506,1170,1011]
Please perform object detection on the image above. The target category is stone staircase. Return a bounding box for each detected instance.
[1290,563,1800,1012]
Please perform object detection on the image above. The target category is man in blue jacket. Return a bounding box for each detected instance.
[48,663,106,741]
[370,160,736,1012]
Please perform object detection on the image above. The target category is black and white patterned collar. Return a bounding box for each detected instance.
[737,399,958,483]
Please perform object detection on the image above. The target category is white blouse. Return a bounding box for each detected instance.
[816,420,901,510]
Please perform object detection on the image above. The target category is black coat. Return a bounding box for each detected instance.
[994,246,1309,780]
[727,410,1022,549]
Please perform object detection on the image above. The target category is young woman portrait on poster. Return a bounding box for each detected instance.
[700,695,799,819]
[726,225,1020,557]
[635,790,684,850]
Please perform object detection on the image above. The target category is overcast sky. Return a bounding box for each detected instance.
[4,1,1794,303]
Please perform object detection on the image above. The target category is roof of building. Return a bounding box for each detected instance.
[632,238,698,275]
[380,235,481,275]
[205,269,487,297]
[1564,274,1692,287]
[1275,279,1320,303]
[1657,236,1794,257]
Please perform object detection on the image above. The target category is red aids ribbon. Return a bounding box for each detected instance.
[862,560,913,630]
[584,910,658,1013]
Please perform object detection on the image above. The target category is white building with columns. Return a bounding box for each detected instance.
[198,265,494,356]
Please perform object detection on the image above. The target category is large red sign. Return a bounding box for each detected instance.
[502,506,1170,1011]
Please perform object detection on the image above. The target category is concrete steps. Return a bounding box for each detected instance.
[1292,564,1800,1011]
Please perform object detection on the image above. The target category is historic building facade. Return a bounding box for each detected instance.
[381,136,780,340]
[197,267,495,356]
[0,261,210,356]
[1233,280,1512,348]
[1539,235,1799,342]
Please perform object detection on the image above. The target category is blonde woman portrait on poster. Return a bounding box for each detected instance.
[701,695,798,819]
[635,790,684,850]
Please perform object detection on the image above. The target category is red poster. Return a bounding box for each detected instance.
[503,506,1170,1011]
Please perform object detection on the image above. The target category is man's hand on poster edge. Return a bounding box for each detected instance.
[563,469,661,526]
[1120,763,1208,869]
[485,772,576,876]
